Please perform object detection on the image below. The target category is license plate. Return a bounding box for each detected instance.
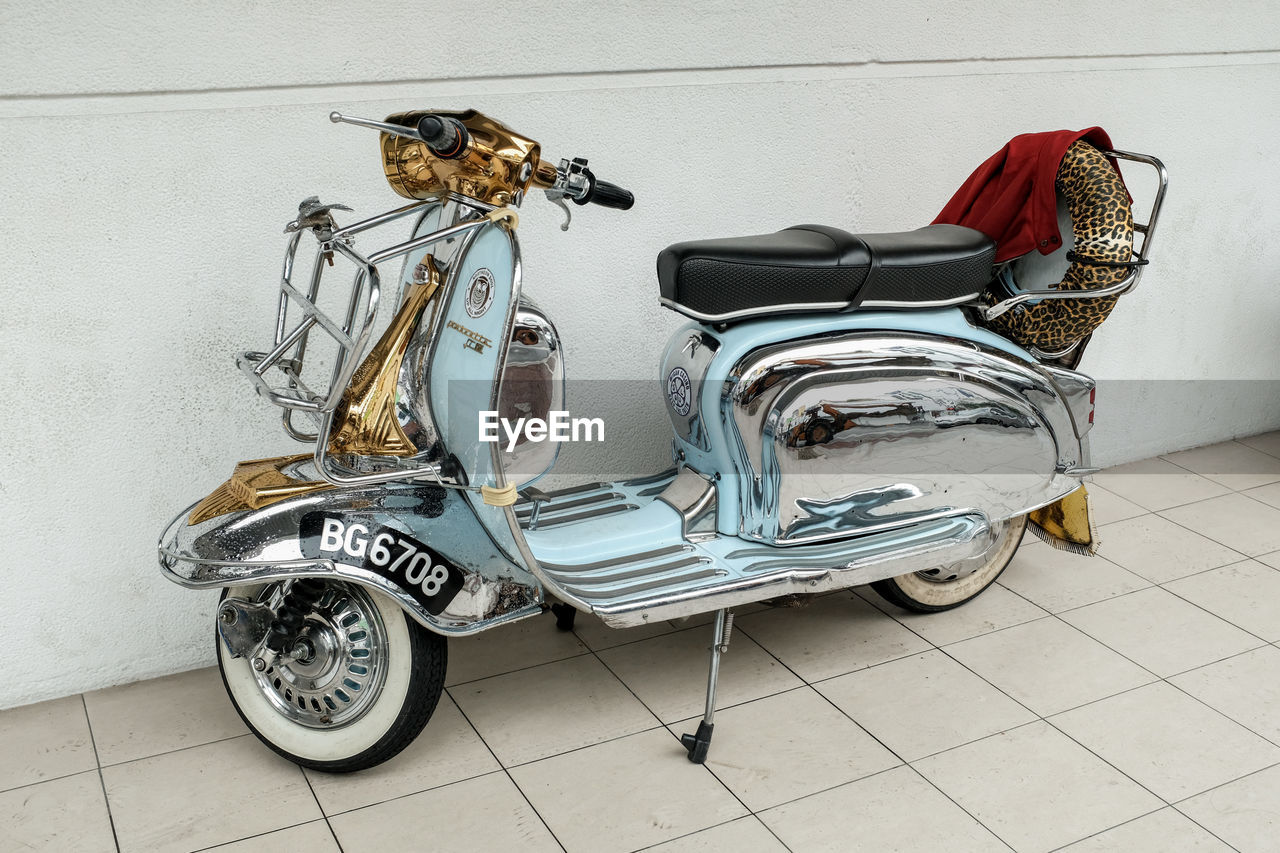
[299,513,464,615]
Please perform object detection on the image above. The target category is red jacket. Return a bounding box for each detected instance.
[933,128,1120,262]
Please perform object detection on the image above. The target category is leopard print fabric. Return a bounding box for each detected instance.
[984,141,1134,351]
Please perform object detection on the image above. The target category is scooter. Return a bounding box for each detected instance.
[158,109,1166,771]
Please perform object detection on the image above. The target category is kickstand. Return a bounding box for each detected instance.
[681,608,733,764]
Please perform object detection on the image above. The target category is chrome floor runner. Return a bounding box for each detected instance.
[520,477,992,627]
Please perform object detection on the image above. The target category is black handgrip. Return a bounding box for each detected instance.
[415,115,470,160]
[589,179,635,210]
[572,169,635,210]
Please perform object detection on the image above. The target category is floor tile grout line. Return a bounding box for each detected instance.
[298,764,346,853]
[91,732,254,772]
[1161,675,1280,753]
[186,819,334,853]
[1041,716,1173,807]
[629,815,790,853]
[315,766,509,819]
[1164,767,1279,853]
[876,597,1060,650]
[1155,576,1276,645]
[1233,435,1280,462]
[1088,475,1231,514]
[656,729,793,853]
[1151,500,1280,558]
[757,761,1020,853]
[732,603,1017,851]
[661,683,818,728]
[1054,596,1272,680]
[1163,641,1280,680]
[1036,616,1280,807]
[79,694,122,853]
[1169,758,1280,807]
[1041,805,1179,853]
[445,647,597,690]
[577,630,679,730]
[1148,554,1273,589]
[1158,443,1280,484]
[569,620,798,851]
[444,687,571,853]
[444,613,731,692]
[0,767,111,797]
[709,604,932,845]
[901,765,1020,853]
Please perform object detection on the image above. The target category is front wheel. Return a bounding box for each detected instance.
[217,581,446,772]
[870,514,1027,613]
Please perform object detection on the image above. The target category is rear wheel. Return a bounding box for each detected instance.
[870,515,1027,612]
[216,581,446,772]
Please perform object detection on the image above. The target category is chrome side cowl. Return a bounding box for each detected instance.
[159,482,543,636]
[723,332,1094,545]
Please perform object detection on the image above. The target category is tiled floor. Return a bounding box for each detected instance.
[8,435,1280,852]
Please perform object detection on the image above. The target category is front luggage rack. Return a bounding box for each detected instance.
[236,195,495,484]
[979,149,1169,323]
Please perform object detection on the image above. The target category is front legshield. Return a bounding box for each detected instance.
[159,483,543,636]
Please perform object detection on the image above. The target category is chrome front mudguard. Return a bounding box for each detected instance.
[158,483,544,636]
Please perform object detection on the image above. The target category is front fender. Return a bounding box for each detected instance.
[158,482,543,636]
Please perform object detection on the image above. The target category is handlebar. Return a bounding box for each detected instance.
[574,170,635,210]
[330,110,634,213]
[415,115,470,160]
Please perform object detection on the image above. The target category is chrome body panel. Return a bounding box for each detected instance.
[517,472,1000,626]
[721,332,1092,545]
[158,476,542,636]
[535,506,997,627]
[656,467,718,541]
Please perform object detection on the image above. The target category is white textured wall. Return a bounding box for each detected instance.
[2,2,1278,708]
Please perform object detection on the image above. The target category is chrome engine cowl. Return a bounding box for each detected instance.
[719,332,1093,546]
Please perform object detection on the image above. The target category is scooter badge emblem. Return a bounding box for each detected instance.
[465,268,495,318]
[447,320,492,354]
[667,366,692,416]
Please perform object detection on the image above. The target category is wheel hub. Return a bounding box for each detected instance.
[252,583,387,729]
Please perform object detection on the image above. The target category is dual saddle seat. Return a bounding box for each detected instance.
[657,223,996,323]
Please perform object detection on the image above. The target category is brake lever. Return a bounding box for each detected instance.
[545,194,573,231]
[543,158,593,231]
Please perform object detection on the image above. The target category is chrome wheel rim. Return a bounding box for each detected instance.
[914,518,1015,583]
[253,582,388,729]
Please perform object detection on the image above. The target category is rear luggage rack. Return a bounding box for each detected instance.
[979,150,1169,328]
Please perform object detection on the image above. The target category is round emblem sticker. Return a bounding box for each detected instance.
[667,367,692,416]
[465,268,495,318]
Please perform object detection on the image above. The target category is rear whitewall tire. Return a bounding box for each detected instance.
[870,515,1027,612]
[216,582,447,772]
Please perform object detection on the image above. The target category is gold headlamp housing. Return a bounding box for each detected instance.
[380,109,552,206]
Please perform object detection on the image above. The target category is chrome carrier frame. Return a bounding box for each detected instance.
[983,149,1169,360]
[235,195,499,488]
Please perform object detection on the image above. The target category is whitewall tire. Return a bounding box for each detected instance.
[217,581,447,772]
[870,515,1027,612]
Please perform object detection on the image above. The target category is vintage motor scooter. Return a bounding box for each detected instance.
[158,110,1166,771]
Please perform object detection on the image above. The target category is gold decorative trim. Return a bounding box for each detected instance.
[381,109,541,206]
[326,256,441,458]
[188,455,334,525]
[190,257,443,527]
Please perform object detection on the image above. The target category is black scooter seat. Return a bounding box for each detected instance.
[657,224,995,322]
